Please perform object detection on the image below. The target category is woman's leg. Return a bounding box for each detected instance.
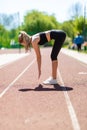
[43,41,60,84]
[51,39,62,79]
[43,31,66,84]
[51,32,66,79]
[52,60,58,79]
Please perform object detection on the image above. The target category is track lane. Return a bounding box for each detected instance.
[0,48,87,130]
[0,59,36,98]
[0,51,35,94]
[0,48,73,130]
[59,52,87,130]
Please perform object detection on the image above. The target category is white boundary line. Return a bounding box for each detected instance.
[58,70,80,130]
[0,59,36,98]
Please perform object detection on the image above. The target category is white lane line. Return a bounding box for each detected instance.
[0,59,36,98]
[58,70,80,130]
[78,72,87,75]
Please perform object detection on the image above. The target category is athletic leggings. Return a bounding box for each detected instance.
[38,30,66,61]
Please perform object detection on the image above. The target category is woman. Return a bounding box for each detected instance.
[18,30,66,85]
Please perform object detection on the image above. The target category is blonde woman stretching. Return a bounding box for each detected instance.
[18,30,66,85]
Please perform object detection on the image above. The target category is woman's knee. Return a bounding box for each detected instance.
[51,54,57,61]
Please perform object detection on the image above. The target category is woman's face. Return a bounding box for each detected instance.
[18,31,30,52]
[18,34,26,46]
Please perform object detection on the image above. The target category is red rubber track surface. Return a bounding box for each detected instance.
[0,48,87,130]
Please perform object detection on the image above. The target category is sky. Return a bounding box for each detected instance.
[0,0,87,23]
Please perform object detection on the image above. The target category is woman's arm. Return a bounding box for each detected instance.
[32,41,41,79]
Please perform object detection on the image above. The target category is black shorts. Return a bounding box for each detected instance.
[50,30,66,60]
[50,30,66,43]
[38,30,66,61]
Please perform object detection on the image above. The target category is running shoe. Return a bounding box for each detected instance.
[43,77,58,85]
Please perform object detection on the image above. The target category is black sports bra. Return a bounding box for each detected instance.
[38,32,48,45]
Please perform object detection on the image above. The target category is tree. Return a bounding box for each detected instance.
[0,25,10,48]
[22,10,59,34]
[68,2,87,40]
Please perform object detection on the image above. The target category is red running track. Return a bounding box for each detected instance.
[0,48,87,130]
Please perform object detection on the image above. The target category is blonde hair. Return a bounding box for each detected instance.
[18,31,31,52]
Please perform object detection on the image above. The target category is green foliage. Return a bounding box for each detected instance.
[22,10,59,34]
[0,25,19,48]
[61,21,75,38]
[73,16,84,34]
[0,9,87,48]
[0,25,10,48]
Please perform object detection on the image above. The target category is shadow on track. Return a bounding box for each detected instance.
[18,84,73,92]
